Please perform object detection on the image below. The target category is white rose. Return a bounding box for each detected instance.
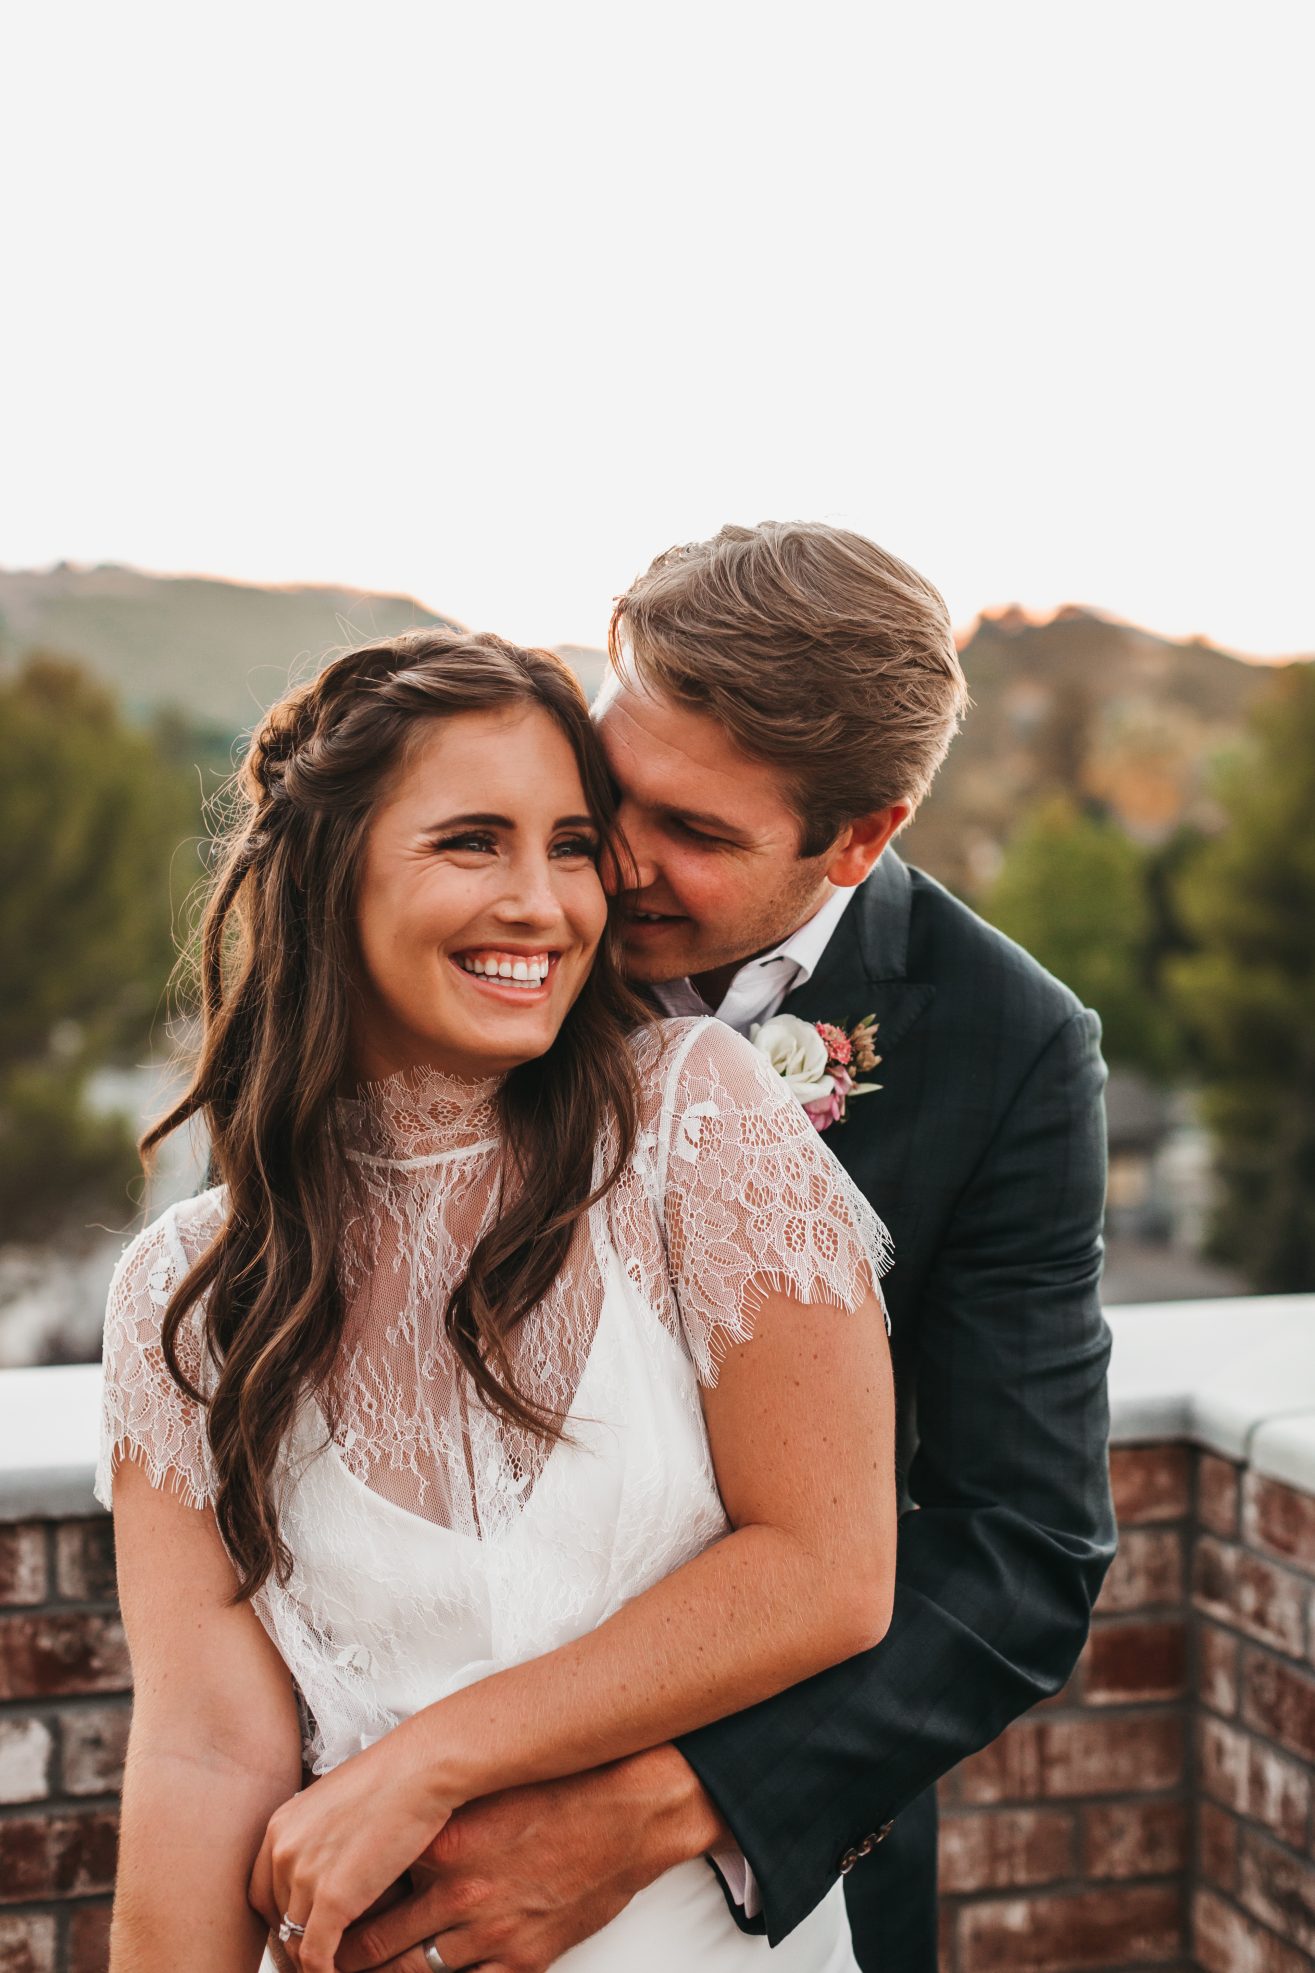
[749,1014,836,1105]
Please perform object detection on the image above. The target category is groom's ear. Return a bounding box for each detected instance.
[823,804,909,887]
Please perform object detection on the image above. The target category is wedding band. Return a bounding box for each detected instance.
[278,1914,307,1943]
[422,1942,449,1972]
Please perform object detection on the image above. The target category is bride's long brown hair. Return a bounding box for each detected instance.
[146,630,653,1599]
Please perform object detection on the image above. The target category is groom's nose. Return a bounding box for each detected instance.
[612,799,659,892]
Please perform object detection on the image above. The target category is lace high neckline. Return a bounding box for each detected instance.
[340,1062,504,1162]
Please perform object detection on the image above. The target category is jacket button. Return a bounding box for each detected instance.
[838,1847,860,1874]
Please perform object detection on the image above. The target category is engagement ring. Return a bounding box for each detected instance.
[278,1914,307,1944]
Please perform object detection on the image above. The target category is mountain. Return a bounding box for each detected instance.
[899,606,1298,894]
[0,564,470,732]
[2,566,1302,898]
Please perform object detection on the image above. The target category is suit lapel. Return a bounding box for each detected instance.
[781,853,935,1055]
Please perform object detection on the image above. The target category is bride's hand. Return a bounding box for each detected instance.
[248,1723,455,1973]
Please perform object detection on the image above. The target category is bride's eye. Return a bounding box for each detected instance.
[552,834,601,862]
[433,830,498,855]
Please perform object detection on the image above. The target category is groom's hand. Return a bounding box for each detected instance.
[334,1745,729,1973]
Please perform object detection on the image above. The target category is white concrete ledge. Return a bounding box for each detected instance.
[1107,1295,1315,1476]
[0,1363,103,1521]
[4,1294,1315,1520]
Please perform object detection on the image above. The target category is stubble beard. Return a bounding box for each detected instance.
[622,863,833,989]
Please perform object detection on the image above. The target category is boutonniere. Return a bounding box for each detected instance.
[748,1012,882,1132]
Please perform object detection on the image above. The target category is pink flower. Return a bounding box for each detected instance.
[804,1064,854,1132]
[814,1021,852,1067]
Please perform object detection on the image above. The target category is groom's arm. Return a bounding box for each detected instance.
[676,1003,1116,1942]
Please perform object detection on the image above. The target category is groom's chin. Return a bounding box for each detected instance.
[619,942,692,988]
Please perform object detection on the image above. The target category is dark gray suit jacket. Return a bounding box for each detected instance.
[676,852,1116,1971]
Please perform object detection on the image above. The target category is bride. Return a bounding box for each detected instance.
[96,629,895,1973]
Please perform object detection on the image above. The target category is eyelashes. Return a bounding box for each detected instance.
[431,831,601,861]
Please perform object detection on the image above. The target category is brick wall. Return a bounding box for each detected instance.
[939,1446,1315,1973]
[0,1520,125,1973]
[5,1454,1315,1971]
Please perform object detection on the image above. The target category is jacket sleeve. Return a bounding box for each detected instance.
[677,1006,1117,1944]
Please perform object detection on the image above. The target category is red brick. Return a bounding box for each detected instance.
[1198,1717,1310,1847]
[1243,1651,1315,1766]
[1239,1825,1315,1955]
[939,1901,955,1973]
[1193,1886,1309,1973]
[0,1717,53,1804]
[1200,1620,1241,1717]
[1080,1797,1187,1879]
[0,1915,56,1973]
[958,1713,1184,1805]
[1194,1536,1308,1656]
[1109,1444,1191,1524]
[67,1904,113,1973]
[54,1521,117,1604]
[1198,1800,1239,1893]
[939,1808,1075,1893]
[1245,1475,1315,1578]
[957,1883,1182,1970]
[61,1703,131,1796]
[0,1613,129,1701]
[1096,1527,1184,1613]
[0,1527,46,1607]
[1199,1452,1242,1537]
[0,1809,118,1902]
[1082,1618,1187,1704]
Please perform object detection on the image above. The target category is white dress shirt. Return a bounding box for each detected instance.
[652,884,858,1036]
[651,881,859,1916]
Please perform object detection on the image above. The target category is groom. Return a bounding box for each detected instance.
[340,524,1115,1973]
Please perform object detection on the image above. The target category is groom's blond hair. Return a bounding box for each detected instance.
[609,521,968,856]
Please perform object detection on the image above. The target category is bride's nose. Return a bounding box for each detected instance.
[492,850,565,928]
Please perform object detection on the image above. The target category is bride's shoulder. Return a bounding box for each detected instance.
[626,1015,784,1120]
[108,1185,228,1314]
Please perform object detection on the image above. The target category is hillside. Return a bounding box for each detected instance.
[0,564,465,731]
[900,606,1292,894]
[2,566,1301,899]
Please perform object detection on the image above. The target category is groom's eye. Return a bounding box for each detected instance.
[672,818,722,847]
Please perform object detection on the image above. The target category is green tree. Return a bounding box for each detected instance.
[984,797,1179,1076]
[0,654,197,1236]
[1170,664,1315,1291]
[0,655,195,1063]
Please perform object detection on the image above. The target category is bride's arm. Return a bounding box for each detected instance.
[251,1276,894,1972]
[108,1454,304,1973]
[427,1277,894,1790]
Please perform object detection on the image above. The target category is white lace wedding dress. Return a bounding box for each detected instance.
[96,1016,890,1971]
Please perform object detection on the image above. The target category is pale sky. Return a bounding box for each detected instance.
[3,1,1312,656]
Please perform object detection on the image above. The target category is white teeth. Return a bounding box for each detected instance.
[458,953,553,988]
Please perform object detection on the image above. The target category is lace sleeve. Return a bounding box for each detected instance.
[655,1019,892,1385]
[93,1195,222,1514]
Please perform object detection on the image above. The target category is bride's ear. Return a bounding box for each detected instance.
[823,804,909,888]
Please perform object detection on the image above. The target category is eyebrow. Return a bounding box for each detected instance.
[427,811,598,832]
[659,803,752,844]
